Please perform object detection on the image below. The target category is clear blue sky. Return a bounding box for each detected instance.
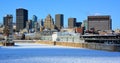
[0,0,120,29]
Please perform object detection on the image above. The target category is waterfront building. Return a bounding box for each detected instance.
[81,34,120,44]
[75,27,84,35]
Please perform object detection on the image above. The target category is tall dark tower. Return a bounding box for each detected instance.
[16,8,28,32]
[3,14,13,34]
[55,14,64,30]
[68,18,76,28]
[3,16,7,26]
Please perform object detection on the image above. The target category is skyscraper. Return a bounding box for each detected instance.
[38,19,44,27]
[34,22,39,32]
[3,16,7,26]
[83,20,88,31]
[76,22,82,27]
[68,18,76,28]
[26,20,32,30]
[87,15,112,31]
[16,8,28,32]
[55,14,64,30]
[32,15,37,28]
[3,14,13,34]
[44,14,55,30]
[39,19,44,32]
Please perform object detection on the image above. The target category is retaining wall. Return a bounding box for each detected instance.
[0,42,2,46]
[36,40,54,45]
[36,40,120,52]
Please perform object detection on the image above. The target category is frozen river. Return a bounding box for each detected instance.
[0,43,120,63]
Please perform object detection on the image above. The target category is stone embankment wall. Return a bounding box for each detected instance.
[0,42,2,46]
[36,40,120,52]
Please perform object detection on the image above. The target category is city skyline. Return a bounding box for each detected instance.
[0,0,120,29]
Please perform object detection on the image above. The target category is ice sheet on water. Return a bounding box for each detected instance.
[0,43,120,63]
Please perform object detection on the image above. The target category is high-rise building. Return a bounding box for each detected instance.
[38,19,44,27]
[87,15,112,31]
[32,15,37,28]
[68,18,76,28]
[38,19,44,32]
[3,16,7,26]
[83,20,88,31]
[44,14,55,30]
[55,14,64,30]
[3,14,13,34]
[76,22,82,27]
[34,22,39,32]
[16,8,28,32]
[26,20,32,30]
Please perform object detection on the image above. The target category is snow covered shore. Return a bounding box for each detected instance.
[0,43,120,63]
